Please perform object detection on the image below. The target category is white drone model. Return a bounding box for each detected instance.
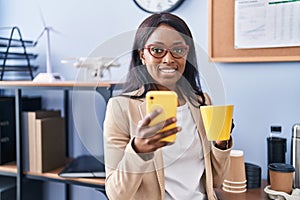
[61,57,120,81]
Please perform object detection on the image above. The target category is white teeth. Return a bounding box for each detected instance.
[159,68,176,73]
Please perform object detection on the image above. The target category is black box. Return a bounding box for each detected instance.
[0,176,15,200]
[0,176,43,200]
[0,96,41,164]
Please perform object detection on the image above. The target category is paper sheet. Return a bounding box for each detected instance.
[234,0,300,49]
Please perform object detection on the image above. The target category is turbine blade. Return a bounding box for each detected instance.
[33,29,46,45]
[50,27,63,36]
[37,3,46,27]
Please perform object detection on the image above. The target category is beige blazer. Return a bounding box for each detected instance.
[103,89,232,200]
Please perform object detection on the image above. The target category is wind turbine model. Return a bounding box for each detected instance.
[33,10,64,82]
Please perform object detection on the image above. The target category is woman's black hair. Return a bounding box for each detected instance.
[122,13,206,106]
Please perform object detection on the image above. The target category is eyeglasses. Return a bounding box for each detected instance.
[144,44,189,59]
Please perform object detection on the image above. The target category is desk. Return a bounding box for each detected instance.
[216,180,269,200]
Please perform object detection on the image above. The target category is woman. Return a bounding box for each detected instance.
[103,13,233,200]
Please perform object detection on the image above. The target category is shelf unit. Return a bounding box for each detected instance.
[0,81,121,200]
[0,27,38,80]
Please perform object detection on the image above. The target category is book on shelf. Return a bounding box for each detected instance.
[35,116,67,173]
[59,155,106,178]
[22,112,30,171]
[0,98,15,165]
[27,110,61,172]
[0,96,41,165]
[22,110,64,172]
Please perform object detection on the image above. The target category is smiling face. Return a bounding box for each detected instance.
[139,24,189,91]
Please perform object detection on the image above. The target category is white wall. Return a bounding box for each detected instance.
[1,0,300,199]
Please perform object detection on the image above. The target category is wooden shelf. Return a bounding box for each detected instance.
[0,80,121,88]
[25,166,105,188]
[0,81,123,96]
[0,163,105,187]
[0,162,17,176]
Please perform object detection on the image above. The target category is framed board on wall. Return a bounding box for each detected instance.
[208,0,300,62]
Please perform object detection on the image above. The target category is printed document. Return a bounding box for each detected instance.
[234,0,300,48]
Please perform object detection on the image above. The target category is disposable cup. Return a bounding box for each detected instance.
[268,163,295,194]
[224,150,246,183]
[200,105,233,141]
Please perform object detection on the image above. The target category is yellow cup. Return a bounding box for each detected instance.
[200,105,234,141]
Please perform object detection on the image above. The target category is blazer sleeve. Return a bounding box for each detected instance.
[103,97,155,200]
[203,92,233,188]
[211,138,233,188]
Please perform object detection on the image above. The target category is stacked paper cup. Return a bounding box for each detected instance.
[222,150,247,193]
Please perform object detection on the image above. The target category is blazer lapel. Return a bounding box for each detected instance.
[185,97,215,198]
[137,97,165,199]
[138,100,146,119]
[185,98,211,156]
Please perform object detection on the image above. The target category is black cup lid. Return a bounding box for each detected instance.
[267,137,287,142]
[268,163,295,172]
[245,162,261,169]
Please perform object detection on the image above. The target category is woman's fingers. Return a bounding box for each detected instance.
[138,108,162,127]
[137,116,178,139]
[134,109,182,153]
[155,126,181,141]
[134,125,181,153]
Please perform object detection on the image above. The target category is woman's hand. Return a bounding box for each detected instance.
[132,109,181,154]
[215,140,230,150]
[215,119,234,150]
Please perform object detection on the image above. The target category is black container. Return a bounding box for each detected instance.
[245,162,261,188]
[267,136,287,183]
[0,176,43,200]
[267,137,287,164]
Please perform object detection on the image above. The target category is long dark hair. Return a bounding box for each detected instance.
[122,13,206,106]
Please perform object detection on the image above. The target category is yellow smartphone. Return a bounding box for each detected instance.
[146,91,178,142]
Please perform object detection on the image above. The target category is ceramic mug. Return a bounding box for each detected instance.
[200,105,234,141]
